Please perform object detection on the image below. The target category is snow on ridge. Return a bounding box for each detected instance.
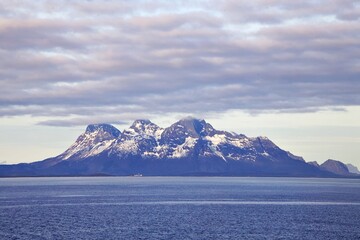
[170,137,197,158]
[61,129,116,160]
[126,121,164,141]
[87,140,115,156]
[154,128,164,140]
[113,123,164,155]
[60,136,115,160]
[203,133,255,162]
[205,133,250,149]
[115,138,138,154]
[205,134,226,145]
[206,141,227,161]
[142,151,161,158]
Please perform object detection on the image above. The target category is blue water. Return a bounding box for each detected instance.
[0,177,359,240]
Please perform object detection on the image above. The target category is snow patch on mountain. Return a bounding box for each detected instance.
[170,137,197,158]
[206,141,227,161]
[60,124,119,160]
[114,138,139,155]
[130,119,164,140]
[205,133,251,149]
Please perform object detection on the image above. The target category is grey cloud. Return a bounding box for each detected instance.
[38,118,127,127]
[0,1,359,126]
[0,19,91,50]
[220,0,359,24]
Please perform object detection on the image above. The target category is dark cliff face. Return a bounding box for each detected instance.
[160,118,208,147]
[0,118,354,177]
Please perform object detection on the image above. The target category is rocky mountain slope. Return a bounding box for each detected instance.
[0,118,357,177]
[320,159,351,176]
[346,163,360,174]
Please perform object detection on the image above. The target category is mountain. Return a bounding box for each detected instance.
[308,161,320,167]
[59,123,121,161]
[346,164,360,174]
[0,118,357,177]
[320,159,351,176]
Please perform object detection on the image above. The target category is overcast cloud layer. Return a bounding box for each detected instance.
[0,0,359,126]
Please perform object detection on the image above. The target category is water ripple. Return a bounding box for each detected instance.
[1,200,360,208]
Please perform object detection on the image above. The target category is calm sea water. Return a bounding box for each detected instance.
[0,177,359,240]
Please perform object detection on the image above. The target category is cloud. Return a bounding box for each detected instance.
[220,0,359,24]
[0,1,359,126]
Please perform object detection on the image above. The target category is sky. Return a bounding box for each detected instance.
[0,0,359,167]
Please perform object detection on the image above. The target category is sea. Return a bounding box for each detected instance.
[0,177,359,240]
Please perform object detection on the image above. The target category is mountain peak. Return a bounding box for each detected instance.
[177,117,214,133]
[179,116,203,121]
[59,123,120,160]
[130,119,160,132]
[177,117,206,126]
[308,161,320,167]
[85,124,120,138]
[159,118,218,149]
[132,119,152,125]
[130,119,154,129]
[120,119,163,141]
[321,159,350,176]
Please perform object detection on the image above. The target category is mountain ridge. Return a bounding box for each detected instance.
[0,118,358,177]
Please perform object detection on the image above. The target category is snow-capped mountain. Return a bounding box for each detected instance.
[0,118,357,177]
[60,124,120,160]
[62,118,305,164]
[111,119,164,158]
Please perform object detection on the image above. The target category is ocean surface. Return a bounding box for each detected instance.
[0,177,359,240]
